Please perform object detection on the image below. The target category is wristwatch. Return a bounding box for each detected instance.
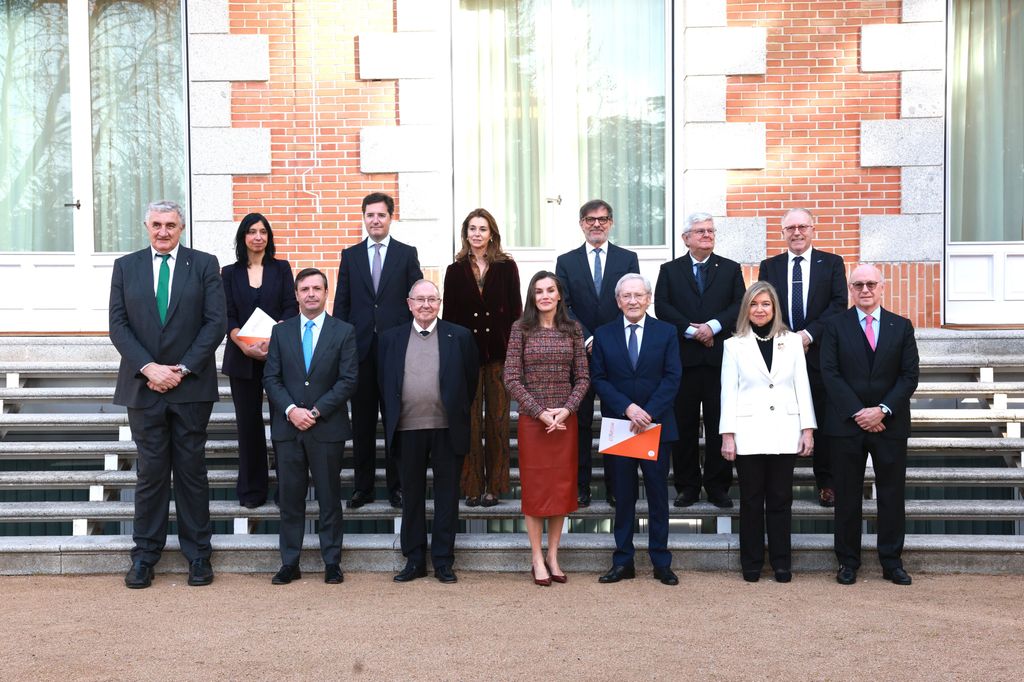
[310,406,321,420]
[176,364,191,377]
[879,404,891,416]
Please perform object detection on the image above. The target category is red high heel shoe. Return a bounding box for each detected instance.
[545,561,567,584]
[531,565,552,587]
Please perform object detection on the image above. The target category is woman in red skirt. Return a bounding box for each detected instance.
[504,271,589,585]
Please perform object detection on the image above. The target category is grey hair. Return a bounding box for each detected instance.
[145,200,185,224]
[684,212,714,232]
[407,278,439,298]
[782,207,815,225]
[614,272,652,298]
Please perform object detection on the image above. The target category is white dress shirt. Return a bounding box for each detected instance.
[150,245,180,299]
[623,314,646,355]
[367,234,392,270]
[787,247,813,335]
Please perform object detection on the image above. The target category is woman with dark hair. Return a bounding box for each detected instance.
[222,212,298,508]
[442,208,522,508]
[720,281,815,583]
[504,271,589,585]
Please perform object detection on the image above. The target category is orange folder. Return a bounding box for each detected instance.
[598,418,662,461]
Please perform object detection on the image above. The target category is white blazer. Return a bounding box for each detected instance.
[719,330,816,455]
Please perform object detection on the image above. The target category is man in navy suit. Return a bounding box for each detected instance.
[378,280,479,583]
[555,199,640,507]
[758,208,847,506]
[591,274,681,586]
[333,192,423,509]
[820,264,919,586]
[109,200,226,589]
[263,268,358,585]
[654,213,745,509]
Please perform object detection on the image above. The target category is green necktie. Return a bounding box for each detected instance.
[156,254,170,324]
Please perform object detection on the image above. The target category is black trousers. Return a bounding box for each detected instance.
[609,443,672,569]
[735,454,796,573]
[229,375,270,506]
[396,428,462,569]
[672,364,731,496]
[808,369,833,490]
[127,398,213,565]
[274,434,344,567]
[351,340,399,497]
[832,432,907,571]
[576,387,613,497]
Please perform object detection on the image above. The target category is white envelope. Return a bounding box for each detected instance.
[237,307,277,345]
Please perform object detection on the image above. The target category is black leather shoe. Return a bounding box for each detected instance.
[598,564,636,583]
[653,566,679,585]
[605,494,616,508]
[394,562,427,582]
[577,491,591,508]
[389,491,403,509]
[707,491,734,509]
[774,570,792,583]
[882,566,912,585]
[836,565,857,585]
[271,564,301,585]
[241,499,265,509]
[187,558,214,586]
[743,571,760,583]
[435,565,458,584]
[324,563,344,584]
[124,560,154,589]
[348,491,374,509]
[673,491,698,508]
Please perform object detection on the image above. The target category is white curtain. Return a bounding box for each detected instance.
[950,0,1024,242]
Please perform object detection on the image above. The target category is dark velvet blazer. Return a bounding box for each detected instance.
[441,257,522,365]
[221,257,298,380]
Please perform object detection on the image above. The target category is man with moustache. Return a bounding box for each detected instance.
[263,268,358,585]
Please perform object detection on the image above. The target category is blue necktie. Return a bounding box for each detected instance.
[628,324,639,369]
[791,255,805,330]
[694,262,706,295]
[593,248,603,294]
[303,319,315,372]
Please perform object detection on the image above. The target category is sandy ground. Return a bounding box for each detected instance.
[1,570,1022,681]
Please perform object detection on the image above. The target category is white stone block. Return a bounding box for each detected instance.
[860,214,943,261]
[188,34,269,82]
[716,217,767,264]
[684,27,767,75]
[903,0,946,23]
[191,128,272,174]
[189,81,231,127]
[191,175,234,222]
[860,118,943,167]
[901,71,944,118]
[685,122,766,170]
[186,0,229,34]
[397,0,447,32]
[399,79,442,125]
[398,172,443,220]
[684,76,727,122]
[682,170,727,218]
[359,32,442,80]
[388,219,451,268]
[191,221,238,268]
[901,166,944,214]
[360,126,443,173]
[861,23,944,72]
[684,0,726,27]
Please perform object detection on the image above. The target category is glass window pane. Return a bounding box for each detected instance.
[90,0,186,253]
[0,2,73,252]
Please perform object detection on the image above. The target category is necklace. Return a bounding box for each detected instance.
[755,333,772,342]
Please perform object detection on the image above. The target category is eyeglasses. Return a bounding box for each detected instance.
[783,224,812,233]
[582,216,611,226]
[850,281,880,291]
[409,296,440,305]
[617,293,649,302]
[686,228,716,236]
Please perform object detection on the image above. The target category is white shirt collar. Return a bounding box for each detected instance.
[856,306,881,322]
[368,234,392,250]
[151,244,181,260]
[300,310,327,327]
[413,318,438,335]
[788,246,813,262]
[623,314,647,329]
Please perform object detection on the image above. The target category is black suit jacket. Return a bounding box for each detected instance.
[555,242,640,339]
[757,248,847,370]
[653,252,745,367]
[333,237,423,362]
[221,257,298,379]
[819,307,920,439]
[109,246,226,408]
[263,314,359,443]
[377,320,479,456]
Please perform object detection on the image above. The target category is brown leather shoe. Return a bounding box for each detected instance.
[818,487,835,507]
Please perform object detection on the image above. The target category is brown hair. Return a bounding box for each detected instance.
[454,208,511,263]
[519,271,579,338]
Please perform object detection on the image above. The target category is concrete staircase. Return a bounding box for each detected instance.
[1,331,1022,576]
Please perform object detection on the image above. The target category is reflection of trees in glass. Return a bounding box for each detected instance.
[0,2,73,252]
[504,0,541,246]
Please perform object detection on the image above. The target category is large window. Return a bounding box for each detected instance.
[452,0,667,248]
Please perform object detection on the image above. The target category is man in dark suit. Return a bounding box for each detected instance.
[654,212,745,509]
[758,208,847,507]
[263,268,358,585]
[555,199,640,507]
[591,274,681,586]
[378,280,479,583]
[820,264,919,586]
[108,200,226,589]
[333,192,423,509]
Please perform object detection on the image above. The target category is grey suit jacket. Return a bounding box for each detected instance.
[109,246,226,408]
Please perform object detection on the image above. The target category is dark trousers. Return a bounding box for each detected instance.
[832,433,907,571]
[576,387,613,496]
[352,341,399,497]
[808,369,833,490]
[229,375,270,506]
[274,435,344,567]
[735,454,796,573]
[127,398,214,565]
[609,442,672,569]
[396,428,462,569]
[672,364,731,496]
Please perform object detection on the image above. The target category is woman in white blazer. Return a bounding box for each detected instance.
[720,281,815,583]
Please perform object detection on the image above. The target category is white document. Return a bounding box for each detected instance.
[236,307,277,344]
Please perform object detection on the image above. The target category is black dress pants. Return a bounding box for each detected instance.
[808,369,833,490]
[351,339,399,497]
[274,434,344,567]
[735,454,796,573]
[672,364,731,496]
[396,428,462,569]
[229,375,270,506]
